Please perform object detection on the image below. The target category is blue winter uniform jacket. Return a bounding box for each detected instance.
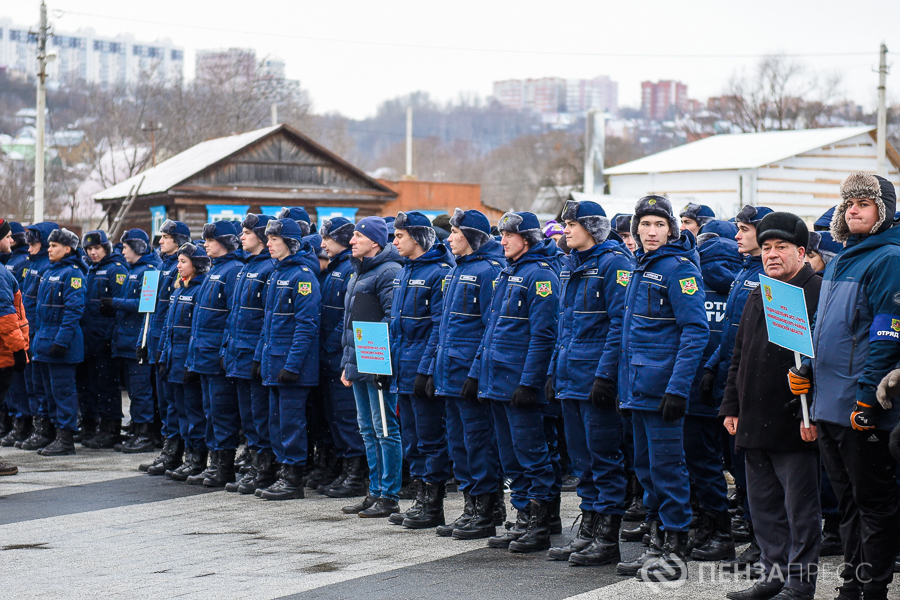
[811,227,900,430]
[618,233,710,410]
[32,254,87,364]
[148,252,179,364]
[688,235,741,416]
[469,242,560,402]
[5,246,30,286]
[704,254,764,404]
[549,240,635,400]
[256,251,321,387]
[389,243,455,395]
[340,245,403,382]
[433,240,506,397]
[22,252,51,341]
[82,252,128,353]
[222,250,276,379]
[185,252,242,375]
[319,249,352,375]
[110,252,162,359]
[160,275,205,384]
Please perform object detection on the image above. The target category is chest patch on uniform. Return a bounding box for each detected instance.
[744,280,760,289]
[277,279,290,286]
[643,272,663,282]
[298,281,311,296]
[116,274,126,285]
[210,275,221,281]
[49,276,60,282]
[679,277,698,295]
[536,281,552,297]
[617,270,631,287]
[332,271,342,278]
[409,279,426,286]
[247,273,258,279]
[509,276,524,283]
[97,270,108,275]
[585,269,599,275]
[129,274,138,280]
[460,275,477,282]
[70,277,82,289]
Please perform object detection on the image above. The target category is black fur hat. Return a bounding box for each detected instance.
[631,195,679,243]
[832,172,898,243]
[756,212,810,249]
[48,228,80,252]
[394,211,436,252]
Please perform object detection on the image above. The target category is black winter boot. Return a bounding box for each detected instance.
[260,463,305,500]
[242,451,277,494]
[547,509,596,561]
[390,478,424,525]
[493,483,507,525]
[146,437,184,475]
[621,520,651,542]
[488,502,529,548]
[624,474,648,522]
[19,416,54,450]
[687,508,716,553]
[342,495,378,514]
[204,449,237,487]
[359,497,400,518]
[820,513,843,557]
[437,491,474,537]
[227,450,257,493]
[318,456,349,494]
[82,419,121,449]
[38,429,76,456]
[453,492,498,540]
[403,481,446,529]
[732,515,753,543]
[692,510,735,561]
[548,495,562,534]
[615,520,662,576]
[305,445,339,489]
[323,456,367,498]
[234,446,252,474]
[1,417,31,447]
[121,422,155,454]
[570,514,622,565]
[0,411,10,438]
[721,533,762,574]
[187,450,217,485]
[508,499,551,553]
[170,448,208,481]
[73,416,98,444]
[638,529,688,582]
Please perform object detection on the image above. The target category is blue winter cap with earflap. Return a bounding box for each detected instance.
[277,207,311,237]
[202,221,240,253]
[561,200,611,244]
[241,213,275,244]
[449,208,491,252]
[264,218,305,254]
[121,228,151,255]
[497,211,544,246]
[734,205,774,227]
[319,216,355,248]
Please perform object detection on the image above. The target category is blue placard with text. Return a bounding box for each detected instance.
[758,274,814,358]
[352,321,392,375]
[139,271,161,313]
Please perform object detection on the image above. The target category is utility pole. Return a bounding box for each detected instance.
[33,1,50,222]
[271,102,278,127]
[583,109,606,194]
[141,122,162,167]
[877,43,889,177]
[404,106,414,180]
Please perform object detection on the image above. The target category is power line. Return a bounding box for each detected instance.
[55,10,875,59]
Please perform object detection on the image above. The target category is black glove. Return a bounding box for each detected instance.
[99,297,116,317]
[414,373,429,400]
[277,368,299,384]
[544,379,556,403]
[461,377,479,402]
[184,370,199,384]
[373,375,392,391]
[157,361,168,379]
[890,422,900,463]
[699,369,717,407]
[13,349,26,372]
[589,377,617,410]
[850,401,879,431]
[154,351,162,364]
[426,375,435,400]
[251,361,261,380]
[658,393,686,423]
[49,343,67,358]
[136,346,148,363]
[510,385,538,408]
[219,356,226,373]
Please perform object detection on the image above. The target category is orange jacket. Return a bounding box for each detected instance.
[0,278,29,368]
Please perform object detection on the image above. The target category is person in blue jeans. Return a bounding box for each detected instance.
[339,217,403,518]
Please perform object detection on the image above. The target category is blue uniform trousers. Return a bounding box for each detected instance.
[353,381,401,501]
[38,361,78,432]
[306,385,333,449]
[120,358,154,424]
[268,384,310,466]
[492,400,555,509]
[202,374,240,451]
[632,408,692,532]
[75,360,93,421]
[397,393,425,479]
[8,369,31,418]
[445,394,499,496]
[407,393,450,483]
[683,414,730,514]
[155,366,177,438]
[172,381,205,451]
[542,402,563,497]
[561,398,627,514]
[81,351,121,420]
[321,373,365,458]
[234,377,264,451]
[26,359,47,416]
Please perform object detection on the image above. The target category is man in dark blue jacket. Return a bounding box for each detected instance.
[798,173,900,600]
[386,211,455,530]
[102,229,161,453]
[679,203,716,238]
[222,214,278,494]
[79,231,128,450]
[614,195,709,582]
[16,221,58,450]
[464,211,559,554]
[184,221,242,487]
[316,217,367,499]
[33,228,86,456]
[253,218,321,501]
[546,200,634,565]
[432,209,505,540]
[140,220,191,473]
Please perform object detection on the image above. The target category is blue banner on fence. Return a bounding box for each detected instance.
[758,274,815,358]
[139,271,161,313]
[352,321,392,376]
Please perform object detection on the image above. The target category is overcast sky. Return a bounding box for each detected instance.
[1,0,897,120]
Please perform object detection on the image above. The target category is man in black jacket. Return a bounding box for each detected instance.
[719,213,821,600]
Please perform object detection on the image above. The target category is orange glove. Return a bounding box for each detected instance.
[850,401,878,431]
[788,365,812,396]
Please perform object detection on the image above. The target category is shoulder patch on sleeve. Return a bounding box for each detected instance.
[115,273,126,285]
[298,281,312,296]
[679,277,698,295]
[871,314,900,342]
[70,277,83,289]
[535,281,552,297]
[616,270,631,287]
